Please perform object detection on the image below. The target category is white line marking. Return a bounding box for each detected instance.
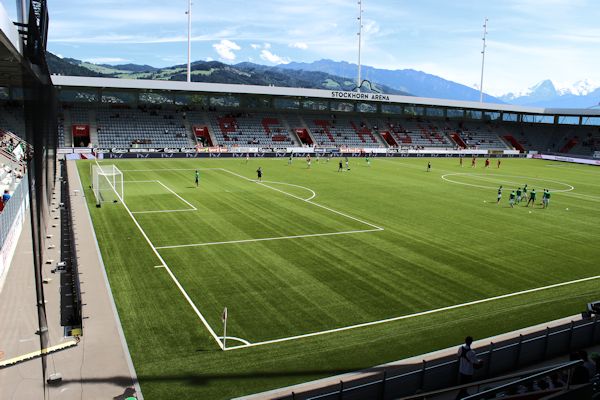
[218,336,251,345]
[133,209,196,214]
[224,274,600,351]
[119,168,222,172]
[94,160,224,350]
[127,180,198,214]
[221,169,383,231]
[260,180,317,201]
[156,228,382,250]
[154,265,165,269]
[441,173,575,193]
[155,181,197,210]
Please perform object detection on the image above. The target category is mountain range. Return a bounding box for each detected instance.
[47,53,405,95]
[499,79,600,108]
[47,53,600,108]
[279,59,502,103]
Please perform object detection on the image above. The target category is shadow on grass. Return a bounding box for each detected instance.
[56,362,424,387]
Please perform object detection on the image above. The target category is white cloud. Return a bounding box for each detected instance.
[260,50,290,64]
[289,42,308,50]
[212,39,241,61]
[85,57,129,64]
[250,43,261,49]
[263,42,272,49]
[206,57,214,62]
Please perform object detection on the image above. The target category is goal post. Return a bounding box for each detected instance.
[91,164,124,207]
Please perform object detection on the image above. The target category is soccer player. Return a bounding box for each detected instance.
[345,156,350,171]
[306,155,311,169]
[544,190,551,208]
[526,188,536,207]
[459,156,463,167]
[338,159,343,172]
[427,161,431,172]
[288,153,293,165]
[195,170,200,187]
[497,159,501,169]
[366,156,370,167]
[516,187,522,204]
[256,167,263,181]
[485,158,490,168]
[509,191,516,208]
[471,156,476,168]
[245,153,250,164]
[522,184,528,202]
[496,185,503,204]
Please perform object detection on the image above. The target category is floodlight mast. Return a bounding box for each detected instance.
[357,0,363,92]
[479,18,488,103]
[187,0,193,83]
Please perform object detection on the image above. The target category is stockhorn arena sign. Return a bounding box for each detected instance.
[330,91,391,102]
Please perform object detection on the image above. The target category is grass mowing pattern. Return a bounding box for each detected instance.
[77,158,600,399]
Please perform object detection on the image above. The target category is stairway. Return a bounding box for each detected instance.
[450,133,467,149]
[560,138,578,154]
[503,135,525,152]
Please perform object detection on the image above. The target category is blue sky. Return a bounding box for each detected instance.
[3,0,600,95]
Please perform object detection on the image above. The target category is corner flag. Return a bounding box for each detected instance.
[222,307,228,350]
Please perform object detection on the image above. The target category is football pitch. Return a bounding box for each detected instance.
[77,157,600,399]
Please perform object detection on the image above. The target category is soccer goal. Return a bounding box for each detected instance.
[91,164,124,207]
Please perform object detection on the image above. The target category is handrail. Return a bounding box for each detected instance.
[462,360,583,400]
[293,316,599,400]
[398,361,580,400]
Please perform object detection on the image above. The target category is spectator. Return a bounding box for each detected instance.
[580,350,597,378]
[455,336,482,400]
[570,352,590,385]
[2,189,10,203]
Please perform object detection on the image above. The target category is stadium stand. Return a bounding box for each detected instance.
[371,117,456,148]
[303,113,386,148]
[95,106,194,148]
[454,121,511,150]
[0,103,26,139]
[205,112,299,147]
[2,99,590,154]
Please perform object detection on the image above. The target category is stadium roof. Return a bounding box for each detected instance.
[51,75,600,117]
[0,3,25,85]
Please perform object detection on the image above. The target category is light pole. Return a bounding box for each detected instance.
[357,0,363,92]
[479,18,488,103]
[186,0,193,82]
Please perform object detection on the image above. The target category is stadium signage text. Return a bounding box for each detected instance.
[330,91,391,102]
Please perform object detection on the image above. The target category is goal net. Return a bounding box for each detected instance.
[91,164,124,207]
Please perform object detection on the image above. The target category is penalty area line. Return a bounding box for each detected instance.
[220,168,383,231]
[155,228,382,250]
[93,159,225,350]
[223,274,600,351]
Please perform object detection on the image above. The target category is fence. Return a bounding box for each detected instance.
[274,316,600,400]
[0,174,29,284]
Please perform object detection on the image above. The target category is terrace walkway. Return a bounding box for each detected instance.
[0,161,141,399]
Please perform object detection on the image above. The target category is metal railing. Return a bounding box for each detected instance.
[276,316,600,400]
[0,173,28,250]
[462,360,582,400]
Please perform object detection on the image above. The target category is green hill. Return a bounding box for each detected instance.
[47,53,411,95]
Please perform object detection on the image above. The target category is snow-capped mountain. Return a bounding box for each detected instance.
[500,79,600,108]
[556,79,600,96]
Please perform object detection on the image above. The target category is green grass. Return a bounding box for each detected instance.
[76,157,600,399]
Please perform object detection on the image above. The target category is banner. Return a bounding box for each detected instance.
[529,153,600,166]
